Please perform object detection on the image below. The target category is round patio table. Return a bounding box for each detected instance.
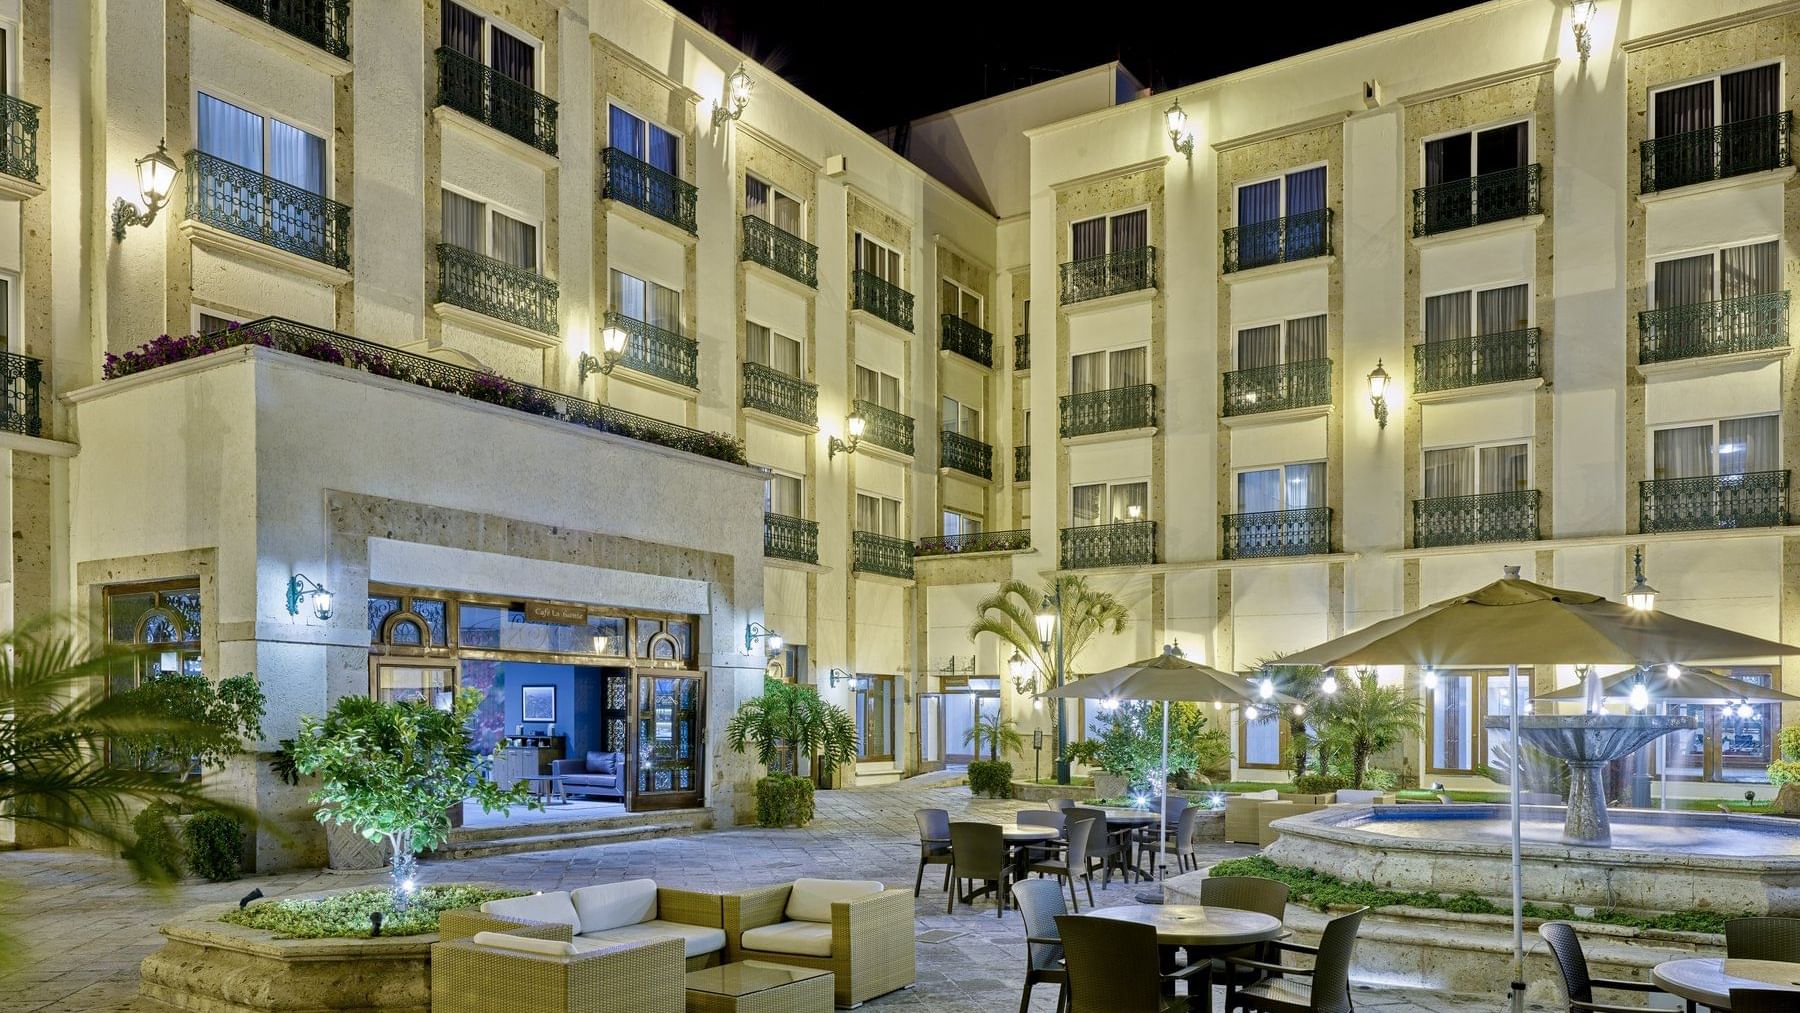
[1652,958,1800,1009]
[1086,904,1283,948]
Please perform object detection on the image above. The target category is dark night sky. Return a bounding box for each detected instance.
[669,1,1489,132]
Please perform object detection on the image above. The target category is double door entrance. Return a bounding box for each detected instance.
[916,683,1000,771]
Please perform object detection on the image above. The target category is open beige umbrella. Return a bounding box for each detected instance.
[1535,665,1800,704]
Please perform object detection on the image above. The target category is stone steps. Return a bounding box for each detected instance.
[434,809,711,859]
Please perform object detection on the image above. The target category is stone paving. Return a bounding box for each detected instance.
[0,785,1514,1012]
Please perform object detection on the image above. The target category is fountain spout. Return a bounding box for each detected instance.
[1484,713,1698,846]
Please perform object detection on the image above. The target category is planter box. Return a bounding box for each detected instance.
[1010,781,1092,803]
[1092,774,1127,800]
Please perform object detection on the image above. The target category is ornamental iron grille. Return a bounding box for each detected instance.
[764,512,818,565]
[1221,359,1331,417]
[940,314,993,366]
[606,310,697,389]
[1059,384,1156,437]
[1640,471,1790,533]
[939,430,992,480]
[0,95,38,183]
[1014,333,1030,372]
[1414,328,1541,393]
[186,150,351,270]
[435,47,558,156]
[853,270,914,331]
[0,350,42,438]
[436,243,558,335]
[219,0,351,59]
[1222,208,1333,273]
[603,147,697,233]
[1059,246,1157,304]
[1222,507,1333,559]
[852,398,914,456]
[1412,490,1540,548]
[1412,163,1542,237]
[1639,291,1789,364]
[916,529,1030,556]
[1061,520,1156,569]
[1641,111,1792,194]
[741,216,817,287]
[853,531,915,580]
[1014,444,1030,483]
[741,362,817,425]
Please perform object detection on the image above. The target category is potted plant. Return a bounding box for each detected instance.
[725,677,856,827]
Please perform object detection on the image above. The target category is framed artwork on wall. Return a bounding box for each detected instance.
[521,685,557,723]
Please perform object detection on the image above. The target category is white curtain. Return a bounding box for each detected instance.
[745,177,769,220]
[647,280,680,331]
[1424,447,1476,498]
[747,322,770,365]
[1285,462,1325,508]
[770,332,801,377]
[268,120,324,194]
[609,106,644,159]
[1070,352,1105,394]
[1110,210,1147,251]
[1109,347,1148,388]
[1285,315,1327,362]
[1721,416,1778,475]
[940,396,960,433]
[772,193,801,234]
[1071,218,1106,261]
[1722,241,1779,299]
[1109,482,1148,522]
[610,270,646,322]
[1425,292,1472,343]
[1071,485,1103,525]
[197,93,263,170]
[442,190,483,252]
[854,365,878,403]
[1433,674,1474,769]
[490,211,536,271]
[1477,285,1530,334]
[765,474,801,516]
[1653,425,1715,480]
[1237,469,1281,513]
[1236,325,1281,369]
[1655,254,1715,308]
[1479,444,1530,492]
[1237,179,1280,227]
[855,493,880,533]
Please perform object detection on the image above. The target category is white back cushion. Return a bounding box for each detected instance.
[1336,789,1381,804]
[571,879,659,934]
[1240,789,1280,801]
[472,931,577,957]
[480,891,580,933]
[784,878,884,923]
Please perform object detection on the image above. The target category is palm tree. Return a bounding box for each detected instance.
[967,575,1130,698]
[725,677,857,780]
[1256,653,1328,777]
[1315,668,1422,789]
[964,712,1024,762]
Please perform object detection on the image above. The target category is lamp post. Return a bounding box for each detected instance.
[1036,585,1070,784]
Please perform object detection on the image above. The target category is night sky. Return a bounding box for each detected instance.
[670,1,1489,132]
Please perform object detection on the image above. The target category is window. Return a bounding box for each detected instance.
[765,472,802,517]
[1235,315,1326,369]
[747,321,802,377]
[1428,672,1475,771]
[943,509,983,537]
[196,92,327,195]
[1069,209,1147,260]
[772,642,808,684]
[855,233,903,286]
[941,396,981,438]
[854,365,902,411]
[1652,415,1779,480]
[746,175,802,234]
[1424,283,1531,341]
[1236,166,1326,226]
[1020,298,1031,337]
[1235,462,1325,514]
[1071,481,1148,525]
[1069,346,1148,393]
[856,493,903,536]
[1652,64,1781,138]
[1480,671,1531,771]
[1662,668,1783,782]
[854,674,895,760]
[443,1,539,88]
[609,103,679,174]
[1651,241,1780,309]
[1425,120,1528,186]
[1240,710,1282,767]
[1423,442,1529,499]
[442,188,540,271]
[940,279,982,327]
[609,269,680,330]
[105,584,203,698]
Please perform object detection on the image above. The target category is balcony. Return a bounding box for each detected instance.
[217,0,350,59]
[1222,359,1331,418]
[1639,292,1789,365]
[1014,334,1030,372]
[1413,490,1540,548]
[1411,164,1542,238]
[606,310,697,390]
[742,362,817,426]
[852,399,914,456]
[1059,384,1156,438]
[436,243,557,336]
[0,349,42,438]
[941,315,993,367]
[742,216,816,287]
[1014,445,1030,483]
[940,430,992,480]
[917,529,1030,557]
[764,512,818,565]
[603,147,697,234]
[853,270,914,331]
[1059,247,1157,305]
[1414,328,1541,395]
[0,95,39,186]
[1222,507,1332,560]
[1640,471,1790,533]
[1641,111,1792,195]
[1060,520,1156,570]
[435,47,557,157]
[1222,209,1333,274]
[853,531,915,580]
[186,150,350,271]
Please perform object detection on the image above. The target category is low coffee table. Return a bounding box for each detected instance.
[684,960,833,1013]
[518,773,566,806]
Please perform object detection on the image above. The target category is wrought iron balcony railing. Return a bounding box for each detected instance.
[0,95,39,184]
[764,512,818,565]
[218,0,350,59]
[1014,444,1030,483]
[1639,291,1789,365]
[606,310,697,389]
[435,242,558,335]
[1222,359,1331,417]
[1059,246,1157,304]
[0,349,42,438]
[742,362,817,426]
[435,47,557,156]
[1412,490,1540,548]
[941,315,993,367]
[853,270,914,331]
[1059,384,1156,438]
[1414,328,1541,394]
[603,147,697,234]
[186,150,351,270]
[1412,164,1542,238]
[1641,111,1792,194]
[742,215,816,287]
[1641,471,1790,533]
[1014,334,1030,372]
[1222,208,1333,274]
[1061,520,1156,570]
[940,430,992,480]
[916,529,1030,556]
[852,399,914,456]
[1222,507,1332,560]
[853,530,915,580]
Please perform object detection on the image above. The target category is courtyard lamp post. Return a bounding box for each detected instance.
[1035,590,1069,783]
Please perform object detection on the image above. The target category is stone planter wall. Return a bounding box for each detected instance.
[1010,781,1093,803]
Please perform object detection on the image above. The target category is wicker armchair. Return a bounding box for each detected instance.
[722,880,916,1008]
[430,933,684,1013]
[1724,916,1800,962]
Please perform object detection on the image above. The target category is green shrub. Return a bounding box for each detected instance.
[754,773,816,827]
[184,810,244,882]
[968,760,1014,798]
[1291,773,1349,796]
[1778,725,1800,761]
[1767,758,1800,791]
[222,884,526,939]
[1358,767,1400,792]
[127,803,183,880]
[1062,740,1103,769]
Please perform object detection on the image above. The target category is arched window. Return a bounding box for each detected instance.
[104,584,202,696]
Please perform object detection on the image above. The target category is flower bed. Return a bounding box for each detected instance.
[222,884,525,939]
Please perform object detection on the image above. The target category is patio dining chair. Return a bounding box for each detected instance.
[1057,914,1208,1013]
[1724,916,1800,962]
[1730,988,1797,1013]
[1050,798,1076,812]
[1011,878,1069,1013]
[1017,808,1066,861]
[948,821,1012,918]
[1538,921,1670,1013]
[1201,875,1291,991]
[1065,806,1127,885]
[1029,816,1095,911]
[1222,906,1365,1013]
[1173,806,1203,872]
[915,808,954,897]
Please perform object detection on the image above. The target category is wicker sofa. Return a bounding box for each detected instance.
[431,931,683,1013]
[439,879,727,971]
[722,878,915,1008]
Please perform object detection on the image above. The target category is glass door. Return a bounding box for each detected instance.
[628,668,704,811]
[917,693,945,773]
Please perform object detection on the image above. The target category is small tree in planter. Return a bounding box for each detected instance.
[1316,669,1421,790]
[964,712,1023,798]
[290,690,536,907]
[725,677,856,827]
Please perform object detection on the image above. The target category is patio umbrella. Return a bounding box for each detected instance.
[1279,566,1800,1013]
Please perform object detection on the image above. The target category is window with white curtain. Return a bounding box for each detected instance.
[1069,208,1147,261]
[1652,63,1780,138]
[855,234,903,286]
[1429,673,1475,771]
[1425,121,1528,185]
[1424,283,1530,341]
[940,397,981,438]
[1235,462,1325,514]
[854,365,902,411]
[1235,314,1326,368]
[943,509,983,537]
[1069,346,1149,391]
[442,2,537,87]
[1652,241,1780,308]
[490,211,537,271]
[609,269,680,331]
[747,321,802,377]
[745,175,803,235]
[197,92,327,205]
[1235,165,1327,225]
[764,473,802,517]
[442,188,540,272]
[608,104,680,174]
[1423,442,1530,499]
[940,279,982,326]
[1071,481,1149,524]
[855,493,902,536]
[1653,415,1779,479]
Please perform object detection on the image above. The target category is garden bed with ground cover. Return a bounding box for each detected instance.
[223,884,525,939]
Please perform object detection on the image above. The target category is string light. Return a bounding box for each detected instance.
[1423,667,1440,691]
[1320,673,1339,695]
[1628,679,1649,712]
[1665,663,1680,681]
[1259,678,1275,700]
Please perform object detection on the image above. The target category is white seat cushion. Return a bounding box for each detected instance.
[571,879,659,934]
[472,931,577,957]
[480,892,580,933]
[577,919,726,958]
[1239,789,1280,801]
[1335,789,1381,804]
[740,920,835,958]
[784,878,884,923]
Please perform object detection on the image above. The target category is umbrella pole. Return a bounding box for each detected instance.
[1508,663,1525,1013]
[1158,702,1170,888]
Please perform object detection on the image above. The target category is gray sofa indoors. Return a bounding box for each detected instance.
[551,750,625,802]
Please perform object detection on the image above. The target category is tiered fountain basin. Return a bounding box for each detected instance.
[1263,804,1800,916]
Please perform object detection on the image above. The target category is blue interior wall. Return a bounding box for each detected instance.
[500,662,606,760]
